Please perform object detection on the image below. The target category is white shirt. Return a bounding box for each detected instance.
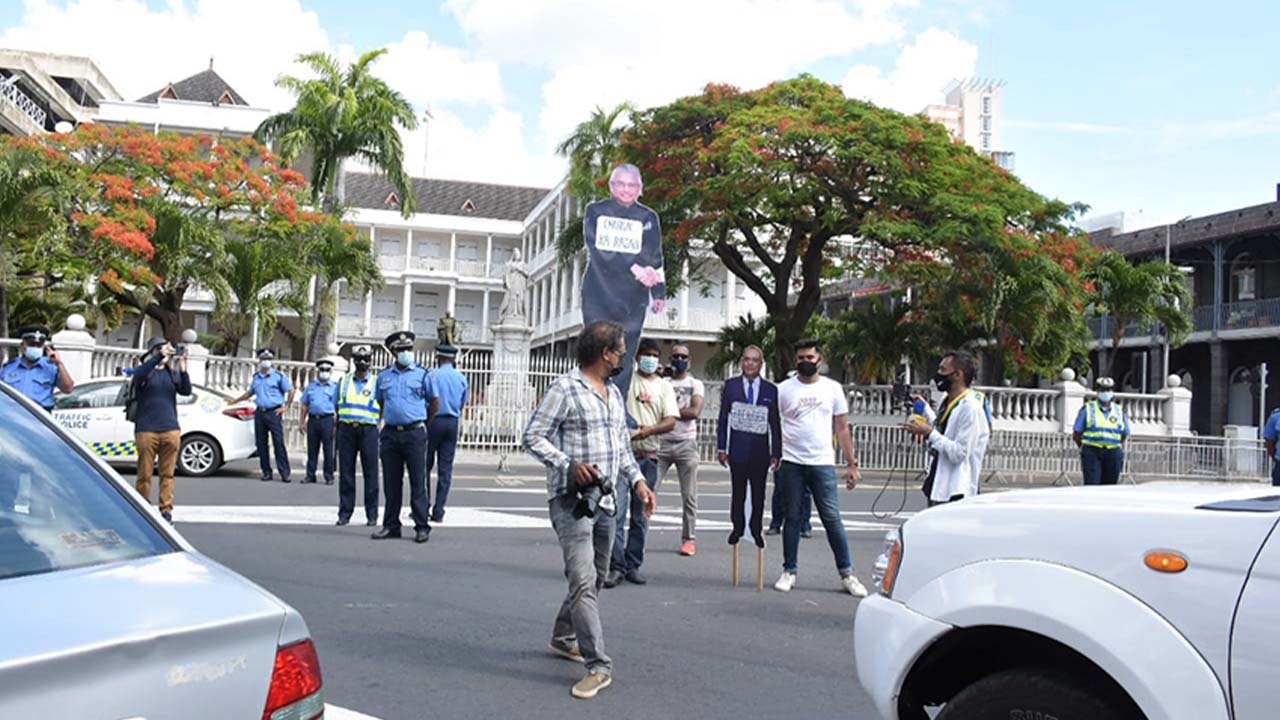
[778,376,848,466]
[663,374,705,443]
[925,391,991,502]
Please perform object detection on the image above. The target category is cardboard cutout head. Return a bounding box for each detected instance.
[609,164,643,207]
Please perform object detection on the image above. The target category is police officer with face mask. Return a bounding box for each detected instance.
[1073,377,1130,485]
[336,345,380,526]
[228,348,295,482]
[1,325,74,411]
[372,331,433,544]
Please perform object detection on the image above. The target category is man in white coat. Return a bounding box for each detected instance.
[903,350,991,506]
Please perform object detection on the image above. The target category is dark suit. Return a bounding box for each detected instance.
[716,375,782,544]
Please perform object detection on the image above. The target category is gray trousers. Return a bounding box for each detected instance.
[549,493,615,675]
[659,437,700,541]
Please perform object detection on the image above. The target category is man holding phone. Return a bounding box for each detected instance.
[131,337,192,523]
[1,325,74,411]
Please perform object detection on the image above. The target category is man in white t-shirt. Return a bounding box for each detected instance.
[658,344,705,556]
[773,338,867,597]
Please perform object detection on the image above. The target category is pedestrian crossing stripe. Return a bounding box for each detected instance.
[90,441,137,457]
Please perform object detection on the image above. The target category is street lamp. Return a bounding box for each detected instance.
[1163,215,1193,386]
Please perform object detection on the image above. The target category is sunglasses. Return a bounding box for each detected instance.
[671,354,689,360]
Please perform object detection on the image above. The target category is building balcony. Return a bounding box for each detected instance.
[411,256,450,273]
[455,259,487,278]
[1,80,47,131]
[1090,297,1280,346]
[379,255,406,272]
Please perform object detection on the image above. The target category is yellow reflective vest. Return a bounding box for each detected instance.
[338,372,379,424]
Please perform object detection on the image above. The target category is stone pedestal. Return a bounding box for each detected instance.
[1055,368,1087,434]
[1160,374,1193,437]
[322,342,349,374]
[51,314,95,384]
[181,329,210,387]
[489,323,534,409]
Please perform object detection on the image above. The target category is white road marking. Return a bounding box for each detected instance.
[179,506,547,528]
[325,705,383,720]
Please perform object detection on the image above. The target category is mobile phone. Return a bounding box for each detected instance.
[177,344,188,357]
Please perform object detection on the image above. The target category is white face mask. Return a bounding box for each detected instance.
[396,351,414,366]
[318,372,331,382]
[1097,391,1114,403]
[638,356,660,374]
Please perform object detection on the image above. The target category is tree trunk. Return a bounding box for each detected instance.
[307,282,337,360]
[146,288,188,345]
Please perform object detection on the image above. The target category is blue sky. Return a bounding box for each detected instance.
[3,0,1278,230]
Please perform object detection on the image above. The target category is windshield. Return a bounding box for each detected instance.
[0,387,175,581]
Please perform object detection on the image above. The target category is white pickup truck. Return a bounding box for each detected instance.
[854,483,1280,720]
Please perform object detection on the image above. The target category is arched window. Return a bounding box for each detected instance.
[1231,252,1257,302]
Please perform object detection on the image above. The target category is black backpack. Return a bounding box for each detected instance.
[123,373,146,422]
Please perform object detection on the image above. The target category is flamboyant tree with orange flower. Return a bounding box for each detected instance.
[622,75,1097,379]
[6,124,358,344]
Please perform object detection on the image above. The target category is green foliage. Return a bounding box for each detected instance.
[817,299,927,384]
[211,232,309,355]
[708,314,775,378]
[1086,251,1193,374]
[295,208,382,358]
[556,103,634,204]
[0,146,73,336]
[622,75,1094,378]
[257,49,419,218]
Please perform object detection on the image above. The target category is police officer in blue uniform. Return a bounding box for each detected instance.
[1073,376,1130,485]
[1,325,74,411]
[426,343,469,523]
[1262,408,1280,486]
[300,359,339,485]
[228,348,295,482]
[372,331,433,544]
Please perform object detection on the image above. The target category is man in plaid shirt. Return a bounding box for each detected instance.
[523,320,657,700]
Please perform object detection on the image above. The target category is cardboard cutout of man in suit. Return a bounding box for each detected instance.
[581,164,666,418]
[716,345,783,548]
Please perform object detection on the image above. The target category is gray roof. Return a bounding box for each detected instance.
[344,171,549,222]
[1089,200,1280,257]
[137,68,248,105]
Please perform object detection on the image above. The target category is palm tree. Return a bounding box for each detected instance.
[0,148,68,337]
[1087,251,1192,377]
[553,103,634,262]
[823,299,924,384]
[709,314,775,379]
[211,233,309,355]
[299,216,382,359]
[256,49,417,358]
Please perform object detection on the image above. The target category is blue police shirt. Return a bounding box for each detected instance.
[1073,401,1130,435]
[249,369,292,409]
[1,356,60,409]
[300,380,339,416]
[375,362,431,426]
[1263,410,1280,459]
[428,364,470,418]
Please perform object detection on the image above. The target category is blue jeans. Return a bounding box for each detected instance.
[1081,445,1124,485]
[254,410,290,480]
[779,462,852,576]
[611,456,658,573]
[770,475,811,533]
[427,416,459,517]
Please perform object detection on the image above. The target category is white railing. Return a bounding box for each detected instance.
[379,256,406,271]
[90,347,146,379]
[1116,391,1164,431]
[336,317,365,336]
[0,338,20,364]
[455,259,486,278]
[412,256,449,272]
[370,318,400,336]
[986,387,1060,432]
[1,80,47,129]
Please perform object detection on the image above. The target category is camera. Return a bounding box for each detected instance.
[176,344,188,357]
[573,466,616,519]
[890,374,914,413]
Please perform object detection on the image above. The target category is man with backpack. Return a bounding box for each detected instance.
[129,337,192,523]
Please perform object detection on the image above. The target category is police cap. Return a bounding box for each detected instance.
[257,348,275,360]
[435,343,459,358]
[18,325,50,345]
[1095,376,1115,390]
[351,344,373,359]
[316,359,334,371]
[385,331,415,351]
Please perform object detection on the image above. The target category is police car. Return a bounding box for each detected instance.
[52,378,257,476]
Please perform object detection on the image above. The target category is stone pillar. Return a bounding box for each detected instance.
[52,314,95,384]
[405,229,414,273]
[725,270,737,319]
[1056,368,1088,434]
[1161,374,1193,437]
[322,342,349,374]
[1208,340,1227,435]
[485,234,493,277]
[181,329,209,387]
[481,288,491,343]
[571,256,582,310]
[364,291,373,337]
[489,321,535,424]
[401,281,413,331]
[449,232,457,272]
[447,285,457,315]
[679,261,690,324]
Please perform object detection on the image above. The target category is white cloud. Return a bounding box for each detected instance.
[0,0,331,110]
[841,27,978,113]
[394,108,562,187]
[446,0,914,143]
[343,30,505,109]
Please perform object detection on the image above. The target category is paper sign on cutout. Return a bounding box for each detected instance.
[728,402,769,435]
[594,216,643,255]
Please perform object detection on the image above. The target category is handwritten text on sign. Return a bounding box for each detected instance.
[595,216,643,255]
[728,402,769,435]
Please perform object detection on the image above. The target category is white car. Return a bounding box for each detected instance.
[855,483,1280,720]
[52,377,257,476]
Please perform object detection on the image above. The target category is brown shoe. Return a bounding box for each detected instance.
[571,671,612,699]
[548,641,584,663]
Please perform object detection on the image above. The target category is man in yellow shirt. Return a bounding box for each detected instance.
[606,337,677,588]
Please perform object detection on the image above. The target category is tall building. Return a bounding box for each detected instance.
[923,78,1014,171]
[95,60,271,139]
[0,49,120,136]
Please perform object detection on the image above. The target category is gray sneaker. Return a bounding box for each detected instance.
[571,672,612,699]
[548,641,585,663]
[603,570,624,589]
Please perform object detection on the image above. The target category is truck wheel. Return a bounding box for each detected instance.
[937,668,1131,720]
[178,434,223,477]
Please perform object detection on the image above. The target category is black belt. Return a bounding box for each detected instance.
[387,422,424,432]
[310,414,334,419]
[258,406,280,412]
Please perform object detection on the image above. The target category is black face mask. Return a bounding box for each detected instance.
[606,350,624,378]
[934,372,954,392]
[354,359,371,371]
[796,361,819,377]
[671,359,689,374]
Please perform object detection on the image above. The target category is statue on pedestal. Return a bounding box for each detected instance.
[497,248,529,325]
[437,312,459,346]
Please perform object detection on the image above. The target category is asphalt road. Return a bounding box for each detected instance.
[122,457,929,720]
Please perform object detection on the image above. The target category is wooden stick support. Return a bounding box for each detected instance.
[732,544,740,586]
[757,547,764,592]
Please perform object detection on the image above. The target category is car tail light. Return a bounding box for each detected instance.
[871,528,903,597]
[262,639,323,720]
[223,406,256,421]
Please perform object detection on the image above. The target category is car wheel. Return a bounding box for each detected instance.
[936,668,1129,720]
[178,434,223,477]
